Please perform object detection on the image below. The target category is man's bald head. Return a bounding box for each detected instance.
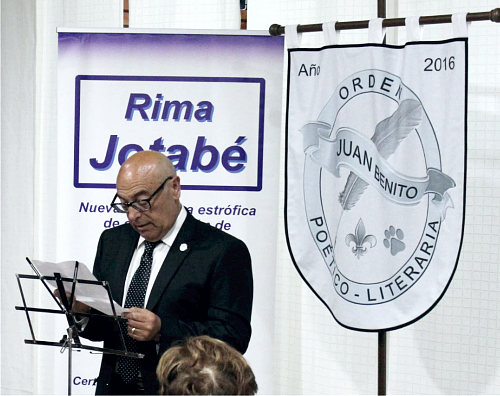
[116,151,181,242]
[118,151,177,186]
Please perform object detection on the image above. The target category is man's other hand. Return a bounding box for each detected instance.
[121,307,161,342]
[53,289,90,314]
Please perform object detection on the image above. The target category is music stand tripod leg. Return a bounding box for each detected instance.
[67,327,73,396]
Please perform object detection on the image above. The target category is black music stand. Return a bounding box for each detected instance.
[15,258,143,395]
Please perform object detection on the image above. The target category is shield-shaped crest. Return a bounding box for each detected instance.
[285,40,467,331]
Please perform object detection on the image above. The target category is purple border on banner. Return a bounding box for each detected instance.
[74,75,266,191]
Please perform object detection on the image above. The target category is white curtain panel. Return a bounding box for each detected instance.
[390,2,500,395]
[0,1,122,395]
[1,1,36,395]
[129,0,241,29]
[248,0,378,46]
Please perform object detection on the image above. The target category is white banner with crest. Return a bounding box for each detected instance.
[286,39,467,331]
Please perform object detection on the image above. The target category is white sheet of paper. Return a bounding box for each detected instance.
[31,259,126,316]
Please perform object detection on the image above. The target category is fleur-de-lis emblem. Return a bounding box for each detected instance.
[345,219,377,259]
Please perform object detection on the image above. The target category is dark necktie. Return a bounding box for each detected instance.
[117,240,161,384]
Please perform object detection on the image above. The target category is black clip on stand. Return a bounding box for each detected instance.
[15,258,143,395]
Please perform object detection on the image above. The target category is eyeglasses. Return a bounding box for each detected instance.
[111,176,173,213]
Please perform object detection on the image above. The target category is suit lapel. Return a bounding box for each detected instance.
[112,227,139,305]
[146,211,198,311]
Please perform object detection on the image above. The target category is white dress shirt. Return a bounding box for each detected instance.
[122,206,187,307]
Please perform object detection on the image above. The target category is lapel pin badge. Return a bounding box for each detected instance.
[180,243,188,252]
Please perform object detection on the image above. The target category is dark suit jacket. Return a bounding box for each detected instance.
[81,210,253,395]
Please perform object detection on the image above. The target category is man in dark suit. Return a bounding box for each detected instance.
[67,150,253,395]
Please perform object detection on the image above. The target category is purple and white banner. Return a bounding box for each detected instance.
[55,29,283,394]
[285,39,467,331]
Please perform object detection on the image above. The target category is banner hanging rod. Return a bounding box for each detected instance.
[269,8,500,36]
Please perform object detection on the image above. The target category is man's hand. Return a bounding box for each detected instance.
[122,307,161,342]
[53,289,90,314]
